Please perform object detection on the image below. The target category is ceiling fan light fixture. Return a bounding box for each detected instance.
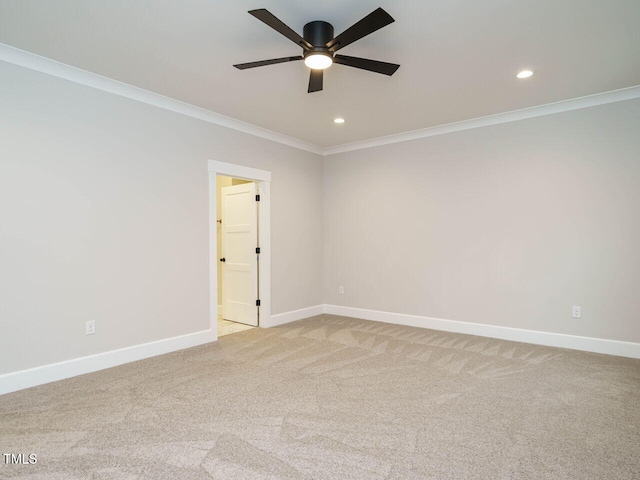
[304,53,333,70]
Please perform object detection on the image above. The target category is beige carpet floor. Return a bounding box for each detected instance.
[1,314,639,479]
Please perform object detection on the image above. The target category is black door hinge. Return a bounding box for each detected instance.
[256,299,261,306]
[255,247,260,254]
[255,194,260,201]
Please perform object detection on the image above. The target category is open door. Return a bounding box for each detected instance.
[221,182,259,326]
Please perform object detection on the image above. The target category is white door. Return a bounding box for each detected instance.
[221,182,258,326]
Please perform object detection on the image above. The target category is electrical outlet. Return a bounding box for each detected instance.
[86,320,96,335]
[339,286,344,295]
[572,306,581,319]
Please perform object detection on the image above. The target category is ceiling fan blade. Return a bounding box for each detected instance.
[326,8,394,52]
[234,56,303,70]
[249,9,313,51]
[308,69,323,93]
[334,54,400,76]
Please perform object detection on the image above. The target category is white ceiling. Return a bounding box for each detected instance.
[1,0,639,149]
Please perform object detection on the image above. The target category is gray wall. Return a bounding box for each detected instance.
[3,56,639,378]
[0,62,323,374]
[323,98,640,343]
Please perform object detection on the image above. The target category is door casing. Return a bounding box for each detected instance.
[208,160,271,340]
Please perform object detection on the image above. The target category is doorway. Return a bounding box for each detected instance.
[208,160,271,340]
[217,176,257,336]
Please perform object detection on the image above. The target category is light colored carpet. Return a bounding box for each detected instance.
[1,314,639,479]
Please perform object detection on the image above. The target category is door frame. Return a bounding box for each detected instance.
[208,160,271,340]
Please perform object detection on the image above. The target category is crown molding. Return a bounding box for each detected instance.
[323,85,640,156]
[0,43,324,156]
[3,43,640,158]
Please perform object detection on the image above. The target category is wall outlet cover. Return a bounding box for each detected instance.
[86,320,96,335]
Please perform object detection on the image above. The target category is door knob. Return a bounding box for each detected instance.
[220,257,226,262]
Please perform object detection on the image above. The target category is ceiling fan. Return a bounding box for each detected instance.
[233,7,400,93]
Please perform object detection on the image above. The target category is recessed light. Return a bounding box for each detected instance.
[517,69,534,79]
[334,118,345,124]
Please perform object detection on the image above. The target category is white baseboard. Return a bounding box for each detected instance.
[0,329,216,396]
[4,304,638,396]
[266,305,324,327]
[323,305,640,359]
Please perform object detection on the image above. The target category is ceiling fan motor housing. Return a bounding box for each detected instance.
[303,21,334,59]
